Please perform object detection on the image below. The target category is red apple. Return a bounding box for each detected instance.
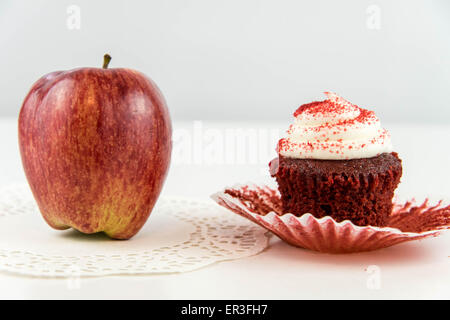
[18,54,172,239]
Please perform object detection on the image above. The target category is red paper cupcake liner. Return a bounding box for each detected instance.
[211,184,450,253]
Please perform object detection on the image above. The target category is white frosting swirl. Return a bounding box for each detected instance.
[278,92,392,160]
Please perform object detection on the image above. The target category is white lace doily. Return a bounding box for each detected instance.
[0,184,269,277]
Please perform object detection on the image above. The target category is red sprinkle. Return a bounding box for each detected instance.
[279,93,383,155]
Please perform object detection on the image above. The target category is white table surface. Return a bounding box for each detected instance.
[0,118,449,299]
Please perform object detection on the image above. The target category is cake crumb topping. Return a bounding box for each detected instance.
[279,92,392,160]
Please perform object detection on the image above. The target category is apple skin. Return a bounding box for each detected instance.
[18,67,172,239]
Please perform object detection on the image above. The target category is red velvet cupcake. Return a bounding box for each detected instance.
[270,92,402,227]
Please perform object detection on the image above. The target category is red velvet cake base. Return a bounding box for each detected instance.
[269,153,402,227]
[212,184,450,253]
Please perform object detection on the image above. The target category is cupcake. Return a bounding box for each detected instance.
[269,92,402,226]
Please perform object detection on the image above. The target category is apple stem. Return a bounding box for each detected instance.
[103,54,112,69]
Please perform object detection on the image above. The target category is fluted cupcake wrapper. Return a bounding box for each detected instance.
[211,184,450,253]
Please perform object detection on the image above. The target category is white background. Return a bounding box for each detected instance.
[0,0,449,122]
[0,1,449,300]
